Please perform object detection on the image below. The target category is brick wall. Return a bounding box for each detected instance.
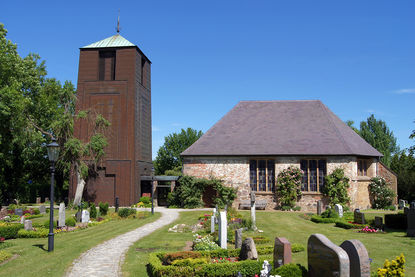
[378,162,398,204]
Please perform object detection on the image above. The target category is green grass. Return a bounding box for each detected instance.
[0,212,161,277]
[122,210,415,276]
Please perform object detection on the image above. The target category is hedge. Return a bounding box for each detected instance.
[149,247,273,277]
[384,214,407,229]
[0,223,24,239]
[335,221,357,229]
[17,228,49,238]
[310,215,337,224]
[24,214,43,220]
[0,250,12,263]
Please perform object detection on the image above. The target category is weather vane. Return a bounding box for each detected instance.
[116,10,121,33]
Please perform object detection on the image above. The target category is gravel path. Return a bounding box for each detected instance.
[65,207,210,277]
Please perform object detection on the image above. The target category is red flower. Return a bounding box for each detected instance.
[0,237,5,242]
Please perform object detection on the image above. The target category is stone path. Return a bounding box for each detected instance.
[65,207,210,277]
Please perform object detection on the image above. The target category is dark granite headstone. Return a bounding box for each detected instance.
[115,196,119,213]
[354,209,366,224]
[14,208,23,216]
[308,234,350,277]
[407,207,415,237]
[75,211,82,222]
[374,216,383,229]
[340,239,370,277]
[273,237,292,269]
[235,228,243,249]
[317,200,322,215]
[239,238,258,260]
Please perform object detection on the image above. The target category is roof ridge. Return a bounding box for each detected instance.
[319,101,354,154]
[239,100,320,103]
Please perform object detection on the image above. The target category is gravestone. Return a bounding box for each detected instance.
[239,238,258,260]
[81,210,90,223]
[398,199,405,209]
[218,211,227,249]
[210,215,215,233]
[335,204,343,218]
[36,197,41,204]
[58,203,66,227]
[15,208,23,217]
[215,205,219,224]
[354,209,366,224]
[407,207,415,237]
[273,237,292,269]
[24,219,33,231]
[235,228,243,249]
[317,200,322,215]
[374,216,383,229]
[308,234,350,277]
[45,197,49,203]
[75,211,82,222]
[39,205,46,214]
[20,216,24,224]
[340,239,370,277]
[115,196,119,213]
[250,191,257,230]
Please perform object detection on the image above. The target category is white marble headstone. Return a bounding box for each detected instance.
[58,202,66,227]
[335,204,343,218]
[219,211,227,249]
[81,210,90,223]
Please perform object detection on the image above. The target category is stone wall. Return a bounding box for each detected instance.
[378,162,398,204]
[182,156,379,211]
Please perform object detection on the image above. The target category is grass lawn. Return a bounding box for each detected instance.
[122,210,415,276]
[0,211,161,277]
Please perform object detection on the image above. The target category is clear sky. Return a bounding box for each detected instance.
[3,0,414,158]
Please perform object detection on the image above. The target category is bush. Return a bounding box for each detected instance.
[98,202,109,216]
[271,263,307,277]
[0,250,12,263]
[384,214,407,229]
[377,253,405,277]
[252,236,271,245]
[24,214,43,220]
[323,168,350,206]
[310,215,337,224]
[291,243,305,253]
[321,208,339,219]
[276,167,303,209]
[118,208,136,218]
[162,251,202,265]
[139,196,151,205]
[90,203,97,219]
[292,206,301,211]
[17,228,49,238]
[0,223,24,239]
[369,177,396,209]
[65,217,76,227]
[43,220,57,229]
[335,221,356,229]
[193,234,220,251]
[171,257,209,267]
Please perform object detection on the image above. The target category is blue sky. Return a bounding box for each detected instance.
[3,0,415,158]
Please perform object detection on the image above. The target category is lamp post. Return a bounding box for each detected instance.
[47,138,59,252]
[151,167,155,215]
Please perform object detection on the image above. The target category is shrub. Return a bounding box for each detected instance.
[291,243,305,253]
[369,177,396,209]
[335,221,356,229]
[0,241,13,250]
[271,263,307,277]
[168,176,205,208]
[292,206,301,211]
[377,253,405,277]
[171,257,209,267]
[90,203,97,219]
[118,208,136,218]
[98,202,109,216]
[323,168,350,206]
[0,250,12,263]
[162,251,202,265]
[65,217,76,227]
[310,215,337,224]
[193,234,220,251]
[212,179,237,208]
[252,236,271,245]
[43,220,57,229]
[24,214,43,220]
[321,208,339,219]
[17,228,49,238]
[0,223,24,239]
[276,167,303,209]
[384,214,407,229]
[139,196,151,205]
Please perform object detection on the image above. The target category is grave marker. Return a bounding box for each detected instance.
[374,216,383,229]
[407,207,415,237]
[317,200,322,215]
[210,215,215,233]
[335,204,343,218]
[354,209,365,224]
[308,234,350,277]
[250,191,257,230]
[81,210,90,223]
[36,197,41,204]
[39,205,46,214]
[24,220,33,231]
[58,203,66,227]
[239,238,258,260]
[340,239,370,277]
[219,211,227,249]
[235,228,243,249]
[14,208,23,217]
[273,237,292,269]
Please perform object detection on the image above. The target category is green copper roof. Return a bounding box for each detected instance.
[82,34,135,48]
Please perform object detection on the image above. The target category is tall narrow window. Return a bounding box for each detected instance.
[300,159,326,192]
[99,51,116,81]
[357,159,369,176]
[141,57,146,86]
[249,160,275,192]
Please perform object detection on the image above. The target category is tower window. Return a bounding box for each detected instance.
[99,51,116,81]
[141,57,146,86]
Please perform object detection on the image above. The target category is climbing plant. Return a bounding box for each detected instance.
[322,168,350,206]
[276,167,303,209]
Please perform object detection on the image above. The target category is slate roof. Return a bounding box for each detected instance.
[181,100,382,157]
[82,34,135,48]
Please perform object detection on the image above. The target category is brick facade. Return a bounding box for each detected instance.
[183,156,391,212]
[378,162,398,204]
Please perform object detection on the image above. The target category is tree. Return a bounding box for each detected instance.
[410,121,415,154]
[323,168,350,206]
[390,152,415,201]
[154,128,203,175]
[345,120,359,134]
[359,115,399,167]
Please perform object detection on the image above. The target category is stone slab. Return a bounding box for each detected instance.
[58,202,66,227]
[218,211,227,249]
[407,207,415,237]
[354,209,365,224]
[39,205,46,214]
[317,200,322,215]
[374,216,383,229]
[14,208,23,216]
[335,204,343,218]
[273,237,292,269]
[340,239,370,277]
[235,228,243,249]
[308,234,350,277]
[239,237,258,260]
[81,210,90,223]
[24,219,33,231]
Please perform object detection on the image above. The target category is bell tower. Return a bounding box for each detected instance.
[70,33,152,206]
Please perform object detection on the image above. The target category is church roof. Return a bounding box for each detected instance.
[181,100,382,157]
[81,34,135,49]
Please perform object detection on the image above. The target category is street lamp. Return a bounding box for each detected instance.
[151,167,155,215]
[47,138,59,252]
